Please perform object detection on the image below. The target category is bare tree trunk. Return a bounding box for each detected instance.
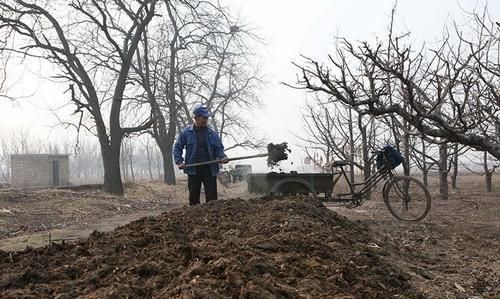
[151,113,176,185]
[358,114,371,199]
[422,168,429,187]
[485,172,493,192]
[163,121,177,185]
[421,138,428,187]
[402,130,410,176]
[484,151,493,192]
[155,149,162,179]
[101,142,124,194]
[146,142,153,180]
[439,142,449,200]
[348,108,355,186]
[120,140,129,182]
[128,144,135,182]
[161,145,175,184]
[119,144,128,185]
[451,143,459,189]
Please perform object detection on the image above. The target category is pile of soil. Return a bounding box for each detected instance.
[0,197,424,298]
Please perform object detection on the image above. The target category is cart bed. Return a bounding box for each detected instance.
[247,172,333,196]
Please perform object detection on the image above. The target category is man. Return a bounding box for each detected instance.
[173,106,229,206]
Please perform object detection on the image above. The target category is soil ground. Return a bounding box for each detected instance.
[0,179,249,251]
[327,174,499,299]
[0,174,498,298]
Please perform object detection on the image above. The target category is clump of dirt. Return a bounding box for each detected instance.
[0,197,424,298]
[267,142,291,167]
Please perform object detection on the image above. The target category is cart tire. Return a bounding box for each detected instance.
[383,176,431,221]
[270,178,317,198]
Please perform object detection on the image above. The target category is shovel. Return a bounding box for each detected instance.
[184,153,268,168]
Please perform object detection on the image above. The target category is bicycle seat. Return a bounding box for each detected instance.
[332,160,349,167]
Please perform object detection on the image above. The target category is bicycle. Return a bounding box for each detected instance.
[326,146,431,221]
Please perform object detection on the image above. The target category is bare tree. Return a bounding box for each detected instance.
[291,10,500,162]
[461,150,499,192]
[132,0,262,185]
[120,137,136,182]
[411,137,435,187]
[0,0,158,194]
[298,97,380,195]
[175,18,264,153]
[144,137,154,180]
[0,40,9,99]
[482,151,498,192]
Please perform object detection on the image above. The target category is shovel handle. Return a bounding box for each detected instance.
[184,153,268,168]
[183,159,221,168]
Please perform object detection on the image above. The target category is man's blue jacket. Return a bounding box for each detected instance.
[173,125,226,176]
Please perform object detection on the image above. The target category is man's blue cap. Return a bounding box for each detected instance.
[193,105,211,118]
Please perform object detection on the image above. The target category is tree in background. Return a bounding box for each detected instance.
[0,0,160,194]
[292,9,499,199]
[132,0,263,185]
[297,98,379,191]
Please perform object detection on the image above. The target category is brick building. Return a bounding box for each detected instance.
[11,154,70,188]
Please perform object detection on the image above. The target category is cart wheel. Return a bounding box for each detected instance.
[383,176,431,221]
[269,178,317,198]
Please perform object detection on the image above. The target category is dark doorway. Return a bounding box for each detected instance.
[52,160,60,186]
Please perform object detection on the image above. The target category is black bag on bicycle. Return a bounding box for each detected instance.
[376,145,404,170]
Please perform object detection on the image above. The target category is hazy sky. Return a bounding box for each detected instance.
[0,0,499,172]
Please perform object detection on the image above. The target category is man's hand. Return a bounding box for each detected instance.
[177,162,186,169]
[219,156,229,164]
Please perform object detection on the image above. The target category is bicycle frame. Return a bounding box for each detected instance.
[330,161,393,203]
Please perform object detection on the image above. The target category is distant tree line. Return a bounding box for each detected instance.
[0,129,172,185]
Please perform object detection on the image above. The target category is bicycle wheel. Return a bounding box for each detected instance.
[383,176,431,221]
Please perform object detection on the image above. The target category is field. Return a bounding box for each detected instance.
[0,174,499,298]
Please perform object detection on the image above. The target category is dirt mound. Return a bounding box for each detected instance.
[0,197,423,298]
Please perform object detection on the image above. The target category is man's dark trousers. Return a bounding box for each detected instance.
[188,165,217,206]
